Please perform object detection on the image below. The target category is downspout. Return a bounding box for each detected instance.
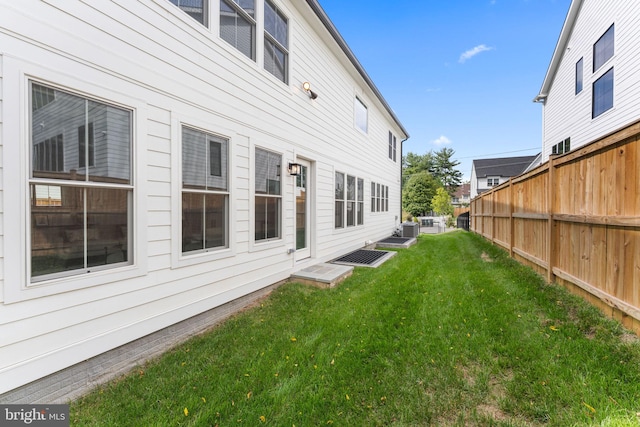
[399,136,409,225]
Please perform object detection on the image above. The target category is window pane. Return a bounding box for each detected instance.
[31,185,84,277]
[255,196,280,240]
[357,202,363,225]
[204,193,227,249]
[32,83,131,183]
[355,97,368,133]
[170,0,206,25]
[31,186,130,278]
[182,127,207,189]
[264,0,287,47]
[86,188,129,268]
[347,175,356,201]
[357,178,363,202]
[335,201,344,228]
[593,67,614,118]
[182,192,204,252]
[371,182,375,212]
[264,39,287,83]
[220,0,255,59]
[335,172,344,200]
[347,201,355,226]
[593,24,614,71]
[575,58,583,94]
[255,148,281,195]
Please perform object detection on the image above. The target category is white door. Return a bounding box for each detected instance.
[295,159,311,260]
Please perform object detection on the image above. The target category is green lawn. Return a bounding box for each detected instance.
[70,231,640,426]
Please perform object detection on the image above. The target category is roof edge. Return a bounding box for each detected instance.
[534,0,584,102]
[305,0,409,138]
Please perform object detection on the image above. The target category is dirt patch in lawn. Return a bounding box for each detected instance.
[481,252,493,262]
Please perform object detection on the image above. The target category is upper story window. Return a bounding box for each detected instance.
[388,131,397,161]
[487,178,499,187]
[169,0,207,26]
[264,0,288,83]
[181,127,229,253]
[593,67,614,118]
[220,0,256,60]
[575,58,583,94]
[29,82,132,282]
[593,24,614,72]
[355,97,368,133]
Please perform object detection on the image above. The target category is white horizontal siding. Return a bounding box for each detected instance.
[0,0,405,395]
[542,1,640,158]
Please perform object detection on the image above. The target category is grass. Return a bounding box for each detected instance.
[70,231,640,426]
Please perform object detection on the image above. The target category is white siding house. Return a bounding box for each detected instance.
[470,156,538,199]
[0,0,408,401]
[534,0,640,160]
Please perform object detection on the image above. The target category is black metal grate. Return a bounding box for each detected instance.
[333,249,390,266]
[378,237,411,245]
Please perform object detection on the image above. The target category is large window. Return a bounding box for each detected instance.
[169,0,207,26]
[182,127,229,253]
[336,173,364,228]
[264,0,288,83]
[255,148,281,241]
[370,181,388,213]
[220,0,256,60]
[593,24,614,72]
[575,58,583,94]
[29,82,132,282]
[592,67,614,118]
[355,97,368,133]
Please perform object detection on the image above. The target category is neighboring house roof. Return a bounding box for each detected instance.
[534,0,584,102]
[306,0,409,139]
[472,155,539,178]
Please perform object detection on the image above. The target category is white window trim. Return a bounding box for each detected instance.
[3,57,148,303]
[170,114,236,269]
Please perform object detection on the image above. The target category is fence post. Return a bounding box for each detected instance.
[547,156,557,283]
[509,178,514,258]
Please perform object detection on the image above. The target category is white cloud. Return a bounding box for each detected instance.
[432,135,452,146]
[459,44,494,63]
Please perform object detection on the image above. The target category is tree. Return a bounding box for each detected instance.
[431,148,463,196]
[431,187,454,217]
[402,152,434,185]
[402,171,439,217]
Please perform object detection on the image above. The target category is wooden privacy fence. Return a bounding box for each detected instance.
[471,120,640,334]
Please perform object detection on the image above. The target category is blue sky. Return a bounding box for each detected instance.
[318,0,572,180]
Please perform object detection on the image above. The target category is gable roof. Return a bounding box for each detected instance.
[305,0,409,139]
[472,155,539,178]
[534,0,584,102]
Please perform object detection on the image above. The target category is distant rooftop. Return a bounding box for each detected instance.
[472,155,539,178]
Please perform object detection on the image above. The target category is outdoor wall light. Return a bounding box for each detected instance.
[288,162,302,176]
[302,81,318,100]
